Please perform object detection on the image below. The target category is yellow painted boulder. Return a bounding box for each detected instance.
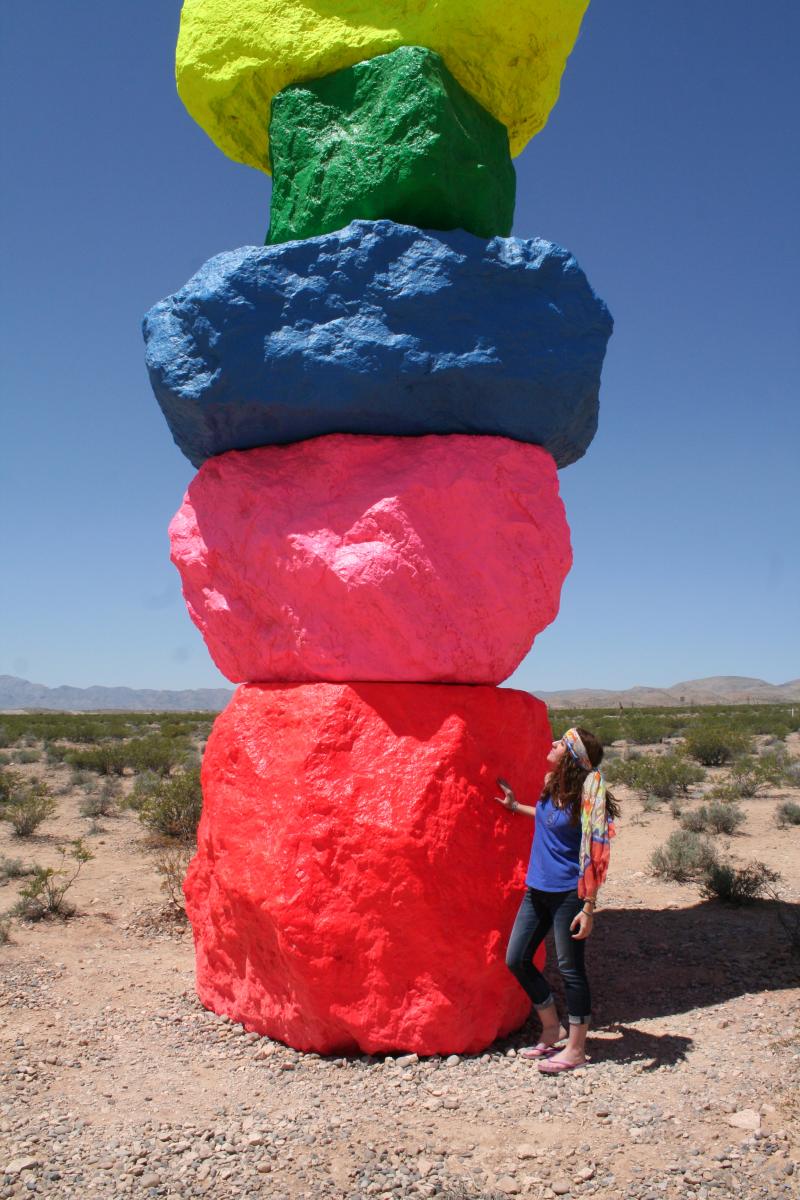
[176,0,590,172]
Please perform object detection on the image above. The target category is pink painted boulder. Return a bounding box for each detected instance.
[169,434,571,683]
[184,681,550,1054]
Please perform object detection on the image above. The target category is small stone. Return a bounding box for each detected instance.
[517,1145,538,1160]
[727,1111,761,1133]
[140,1174,161,1188]
[574,1166,594,1183]
[445,1055,460,1067]
[396,1054,419,1069]
[552,1182,572,1197]
[496,1177,521,1195]
[4,1159,39,1177]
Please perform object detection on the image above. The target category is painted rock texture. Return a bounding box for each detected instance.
[177,0,589,169]
[169,434,572,684]
[143,220,613,469]
[184,681,550,1054]
[267,46,515,245]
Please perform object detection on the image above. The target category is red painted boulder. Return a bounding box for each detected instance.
[184,682,550,1055]
[169,434,571,684]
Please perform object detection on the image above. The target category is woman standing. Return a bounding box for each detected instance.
[497,726,617,1074]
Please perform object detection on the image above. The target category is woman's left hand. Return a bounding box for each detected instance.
[570,910,594,940]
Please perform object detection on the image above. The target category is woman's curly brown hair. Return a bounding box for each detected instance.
[541,726,620,825]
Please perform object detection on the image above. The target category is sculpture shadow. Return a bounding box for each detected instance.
[554,899,798,1027]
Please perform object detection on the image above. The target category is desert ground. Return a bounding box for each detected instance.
[1,720,798,1200]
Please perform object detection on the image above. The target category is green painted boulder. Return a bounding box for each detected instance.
[266,45,516,244]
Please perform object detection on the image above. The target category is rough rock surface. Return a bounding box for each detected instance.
[177,0,589,170]
[169,435,571,685]
[184,681,551,1054]
[267,46,515,244]
[144,220,612,469]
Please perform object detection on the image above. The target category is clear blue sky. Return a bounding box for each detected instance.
[1,2,798,693]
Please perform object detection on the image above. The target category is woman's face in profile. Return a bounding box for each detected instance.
[546,738,566,768]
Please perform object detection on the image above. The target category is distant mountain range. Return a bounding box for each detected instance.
[0,674,798,713]
[539,676,800,708]
[0,675,233,713]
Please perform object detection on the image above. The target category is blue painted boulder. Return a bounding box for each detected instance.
[143,220,612,469]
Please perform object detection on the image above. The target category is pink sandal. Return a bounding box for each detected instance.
[537,1057,586,1074]
[519,1043,559,1060]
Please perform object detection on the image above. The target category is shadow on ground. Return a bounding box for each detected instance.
[591,899,799,1023]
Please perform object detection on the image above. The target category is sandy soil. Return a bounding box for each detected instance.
[1,737,798,1200]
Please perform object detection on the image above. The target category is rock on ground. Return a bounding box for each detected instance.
[184,681,551,1054]
[169,434,571,684]
[143,220,613,469]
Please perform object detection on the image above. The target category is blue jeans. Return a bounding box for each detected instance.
[505,887,591,1025]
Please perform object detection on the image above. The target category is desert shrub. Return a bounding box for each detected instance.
[4,782,57,837]
[0,918,10,945]
[43,741,72,765]
[717,752,789,799]
[0,856,34,881]
[681,800,745,836]
[12,840,93,921]
[650,830,718,882]
[605,753,704,801]
[122,770,160,812]
[154,846,192,917]
[65,743,126,775]
[139,768,202,842]
[781,760,800,789]
[69,767,98,790]
[0,752,10,766]
[680,808,707,833]
[126,736,189,776]
[13,748,42,764]
[0,726,10,749]
[0,766,23,807]
[669,798,683,820]
[79,778,121,819]
[701,861,780,905]
[0,856,35,884]
[776,801,800,828]
[685,723,751,766]
[65,734,188,777]
[704,800,746,835]
[619,714,673,745]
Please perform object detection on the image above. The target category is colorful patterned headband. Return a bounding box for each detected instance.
[562,727,593,772]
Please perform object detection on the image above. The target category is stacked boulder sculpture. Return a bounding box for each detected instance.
[144,0,612,1055]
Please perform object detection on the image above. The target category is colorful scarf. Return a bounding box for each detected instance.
[562,728,615,900]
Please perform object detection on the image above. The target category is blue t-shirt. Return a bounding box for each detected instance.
[526,793,581,891]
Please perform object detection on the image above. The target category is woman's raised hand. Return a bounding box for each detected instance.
[494,787,516,810]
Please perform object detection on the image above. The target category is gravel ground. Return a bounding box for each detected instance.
[1,744,799,1200]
